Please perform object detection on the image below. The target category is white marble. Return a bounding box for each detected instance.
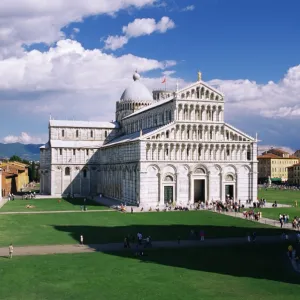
[40,73,258,206]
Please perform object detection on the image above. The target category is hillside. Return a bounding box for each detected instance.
[0,143,43,161]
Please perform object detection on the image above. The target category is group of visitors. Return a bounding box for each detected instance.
[292,217,300,230]
[7,193,15,201]
[243,210,262,221]
[279,214,290,227]
[122,232,152,256]
[21,191,36,200]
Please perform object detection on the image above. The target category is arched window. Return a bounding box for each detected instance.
[226,174,234,181]
[166,131,169,139]
[76,130,79,138]
[90,130,93,138]
[165,175,173,182]
[62,130,65,137]
[65,167,70,176]
[105,131,107,138]
[83,169,87,178]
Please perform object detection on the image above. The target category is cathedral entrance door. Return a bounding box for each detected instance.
[164,186,173,204]
[225,184,234,199]
[194,179,205,202]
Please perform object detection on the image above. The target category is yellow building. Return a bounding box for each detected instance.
[0,161,29,192]
[258,151,299,183]
[287,163,300,185]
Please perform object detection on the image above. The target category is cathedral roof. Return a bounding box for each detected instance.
[120,71,153,102]
[49,120,118,129]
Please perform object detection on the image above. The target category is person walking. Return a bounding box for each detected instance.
[200,230,205,241]
[80,235,84,246]
[8,243,13,259]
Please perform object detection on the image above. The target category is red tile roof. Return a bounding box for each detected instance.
[258,153,299,159]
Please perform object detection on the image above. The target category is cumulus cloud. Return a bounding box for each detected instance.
[0,39,178,141]
[104,16,175,50]
[0,0,157,57]
[182,5,195,12]
[3,132,44,144]
[209,64,300,120]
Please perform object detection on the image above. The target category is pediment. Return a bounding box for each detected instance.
[176,80,224,101]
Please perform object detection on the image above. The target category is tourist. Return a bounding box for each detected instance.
[177,235,181,244]
[8,243,13,259]
[247,233,251,242]
[252,232,257,242]
[80,235,84,245]
[200,229,205,241]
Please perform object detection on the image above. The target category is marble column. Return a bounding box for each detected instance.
[220,171,223,201]
[207,171,210,201]
[176,172,180,203]
[189,172,193,203]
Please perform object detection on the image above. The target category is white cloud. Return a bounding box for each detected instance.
[104,36,129,51]
[182,5,195,12]
[0,0,157,58]
[0,39,178,137]
[3,132,44,144]
[104,16,175,50]
[208,64,300,120]
[73,28,80,34]
[162,70,176,76]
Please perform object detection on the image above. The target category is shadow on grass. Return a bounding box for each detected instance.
[62,197,106,208]
[53,223,300,284]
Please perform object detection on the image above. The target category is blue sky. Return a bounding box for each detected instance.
[0,0,300,150]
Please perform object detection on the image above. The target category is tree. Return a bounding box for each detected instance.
[31,161,36,182]
[9,155,22,162]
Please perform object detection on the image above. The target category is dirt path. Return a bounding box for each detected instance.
[216,210,297,231]
[0,236,289,257]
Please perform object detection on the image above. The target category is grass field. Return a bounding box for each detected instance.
[0,243,299,300]
[256,207,300,222]
[0,198,109,212]
[0,210,282,247]
[258,188,300,205]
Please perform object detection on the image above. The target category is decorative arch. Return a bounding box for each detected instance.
[225,173,235,181]
[164,175,174,182]
[193,164,208,174]
[65,167,70,176]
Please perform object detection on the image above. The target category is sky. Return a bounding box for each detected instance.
[0,0,300,151]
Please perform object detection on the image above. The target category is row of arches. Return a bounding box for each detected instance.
[180,86,221,101]
[124,109,173,134]
[145,143,252,161]
[178,104,223,122]
[149,125,249,142]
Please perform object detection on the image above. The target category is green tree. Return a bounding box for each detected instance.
[9,155,22,162]
[31,161,36,181]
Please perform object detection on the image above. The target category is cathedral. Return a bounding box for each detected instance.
[40,71,258,207]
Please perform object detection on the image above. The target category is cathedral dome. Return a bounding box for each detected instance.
[120,72,153,102]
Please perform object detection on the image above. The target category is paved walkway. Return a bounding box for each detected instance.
[0,209,113,215]
[0,236,290,257]
[217,210,297,231]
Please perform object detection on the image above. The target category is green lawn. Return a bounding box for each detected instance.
[258,188,300,205]
[0,243,299,300]
[0,211,282,247]
[0,198,109,212]
[256,207,300,222]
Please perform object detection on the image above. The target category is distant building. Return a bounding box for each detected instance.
[258,149,299,183]
[0,161,29,197]
[287,163,300,185]
[293,150,300,158]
